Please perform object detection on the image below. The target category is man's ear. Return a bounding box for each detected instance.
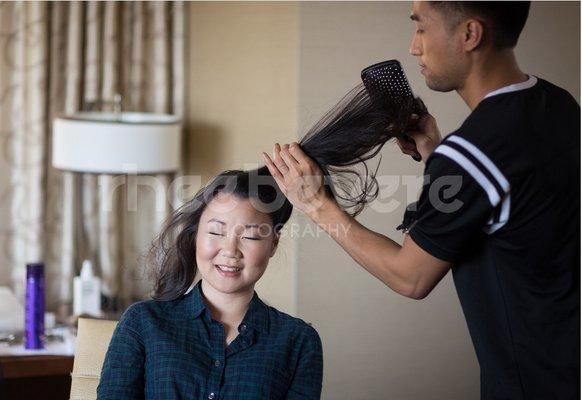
[463,19,485,52]
[270,233,280,257]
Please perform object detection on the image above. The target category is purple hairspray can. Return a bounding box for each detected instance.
[25,262,45,349]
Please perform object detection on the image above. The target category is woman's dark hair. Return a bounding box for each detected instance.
[149,83,423,300]
[430,1,531,50]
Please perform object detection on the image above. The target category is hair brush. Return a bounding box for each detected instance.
[361,60,427,162]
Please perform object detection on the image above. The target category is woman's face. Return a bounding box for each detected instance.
[196,193,279,295]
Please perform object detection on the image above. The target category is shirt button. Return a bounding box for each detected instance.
[208,393,215,400]
[214,359,220,367]
[240,324,247,332]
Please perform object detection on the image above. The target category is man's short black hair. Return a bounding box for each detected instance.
[430,1,531,50]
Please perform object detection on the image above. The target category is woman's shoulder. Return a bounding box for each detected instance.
[122,297,159,317]
[265,304,321,340]
[118,297,178,327]
[264,306,323,360]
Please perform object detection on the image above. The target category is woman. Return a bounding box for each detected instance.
[97,168,322,399]
[97,78,424,399]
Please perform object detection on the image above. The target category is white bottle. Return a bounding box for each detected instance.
[73,260,102,317]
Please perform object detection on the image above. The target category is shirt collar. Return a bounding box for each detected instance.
[484,74,538,99]
[185,281,206,319]
[185,280,270,334]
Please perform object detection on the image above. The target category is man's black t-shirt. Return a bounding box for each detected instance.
[408,76,580,399]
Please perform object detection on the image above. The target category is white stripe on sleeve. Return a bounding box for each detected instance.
[439,136,512,234]
[446,135,510,192]
[434,145,501,206]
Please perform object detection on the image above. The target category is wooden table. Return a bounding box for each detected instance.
[0,355,73,400]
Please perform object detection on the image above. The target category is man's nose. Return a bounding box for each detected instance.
[409,34,421,56]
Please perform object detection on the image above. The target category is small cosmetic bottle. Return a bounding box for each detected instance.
[25,262,45,350]
[73,260,102,317]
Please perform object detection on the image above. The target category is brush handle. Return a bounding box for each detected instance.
[405,97,428,162]
[406,137,422,162]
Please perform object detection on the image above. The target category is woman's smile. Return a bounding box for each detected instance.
[214,264,243,277]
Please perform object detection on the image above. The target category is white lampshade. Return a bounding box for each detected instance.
[52,112,182,174]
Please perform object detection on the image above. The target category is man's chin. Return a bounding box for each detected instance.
[425,76,457,93]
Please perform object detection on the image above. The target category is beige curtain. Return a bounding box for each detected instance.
[0,2,184,316]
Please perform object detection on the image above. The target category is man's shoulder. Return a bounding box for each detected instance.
[449,76,579,174]
[426,128,511,196]
[536,77,579,104]
[463,76,578,133]
[458,100,518,146]
[441,93,531,173]
[430,121,495,166]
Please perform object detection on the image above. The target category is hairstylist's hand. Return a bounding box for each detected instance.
[262,143,334,217]
[396,113,442,163]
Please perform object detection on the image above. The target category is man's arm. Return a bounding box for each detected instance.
[304,195,450,299]
[262,141,450,300]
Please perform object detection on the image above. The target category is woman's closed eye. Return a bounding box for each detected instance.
[209,231,261,241]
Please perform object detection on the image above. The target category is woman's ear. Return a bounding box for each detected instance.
[270,233,280,257]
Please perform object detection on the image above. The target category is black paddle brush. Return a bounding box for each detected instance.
[361,60,427,162]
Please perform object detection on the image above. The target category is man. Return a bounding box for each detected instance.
[263,2,580,399]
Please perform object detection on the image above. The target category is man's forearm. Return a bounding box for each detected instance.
[307,199,418,297]
[263,142,450,298]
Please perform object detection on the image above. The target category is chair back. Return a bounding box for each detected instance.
[70,318,117,400]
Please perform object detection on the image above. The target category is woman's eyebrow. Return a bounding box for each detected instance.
[207,219,259,228]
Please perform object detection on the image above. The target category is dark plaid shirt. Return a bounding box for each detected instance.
[97,281,323,400]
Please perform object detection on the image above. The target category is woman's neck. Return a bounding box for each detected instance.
[200,280,254,326]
